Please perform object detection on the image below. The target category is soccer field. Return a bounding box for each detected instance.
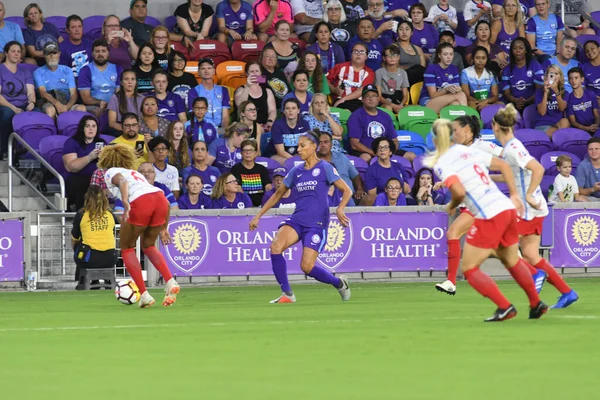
[0,278,598,400]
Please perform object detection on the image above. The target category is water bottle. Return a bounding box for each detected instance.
[27,271,37,291]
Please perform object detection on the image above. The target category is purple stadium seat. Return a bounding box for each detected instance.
[255,157,282,178]
[57,111,93,137]
[454,35,471,47]
[522,104,539,129]
[540,175,554,199]
[347,155,368,174]
[99,134,115,143]
[18,63,38,75]
[39,135,69,177]
[370,155,415,179]
[5,16,25,29]
[514,129,553,161]
[165,15,177,32]
[12,112,57,153]
[551,128,590,160]
[480,104,503,129]
[83,15,105,40]
[145,16,161,27]
[540,151,581,177]
[45,16,67,33]
[456,12,468,38]
[576,34,600,47]
[413,155,426,175]
[284,156,304,171]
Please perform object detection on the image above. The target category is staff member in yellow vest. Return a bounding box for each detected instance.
[71,185,119,289]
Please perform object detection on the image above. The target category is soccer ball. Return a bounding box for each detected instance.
[115,280,140,305]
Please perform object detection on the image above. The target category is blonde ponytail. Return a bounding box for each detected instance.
[492,103,518,136]
[425,119,453,168]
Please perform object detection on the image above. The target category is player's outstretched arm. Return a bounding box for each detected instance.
[249,183,290,231]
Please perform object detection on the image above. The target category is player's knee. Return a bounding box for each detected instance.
[270,242,285,254]
[300,262,313,274]
[460,264,475,274]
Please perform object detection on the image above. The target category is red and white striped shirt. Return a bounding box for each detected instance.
[326,62,375,98]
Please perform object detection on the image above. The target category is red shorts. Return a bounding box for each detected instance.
[517,216,544,236]
[128,192,169,227]
[466,209,519,249]
[459,207,473,217]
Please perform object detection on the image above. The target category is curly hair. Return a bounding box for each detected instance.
[83,185,110,222]
[97,143,136,170]
[211,174,235,200]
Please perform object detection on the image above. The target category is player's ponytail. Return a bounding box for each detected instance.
[492,103,518,136]
[425,119,453,168]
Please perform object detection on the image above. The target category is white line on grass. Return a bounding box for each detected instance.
[0,315,596,333]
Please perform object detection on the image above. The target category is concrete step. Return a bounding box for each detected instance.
[0,161,7,173]
[0,196,49,211]
[0,184,33,197]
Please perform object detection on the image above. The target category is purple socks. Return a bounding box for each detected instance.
[308,265,342,288]
[271,254,292,295]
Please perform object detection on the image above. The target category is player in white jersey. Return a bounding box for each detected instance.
[428,119,547,321]
[492,104,579,308]
[435,116,503,295]
[98,144,180,308]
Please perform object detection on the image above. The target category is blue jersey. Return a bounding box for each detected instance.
[187,84,231,127]
[460,67,498,100]
[283,160,341,228]
[543,57,581,93]
[0,21,25,49]
[77,63,121,103]
[215,0,254,34]
[526,14,564,55]
[33,65,76,96]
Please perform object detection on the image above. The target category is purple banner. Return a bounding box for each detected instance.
[550,209,600,267]
[0,220,25,281]
[160,212,448,276]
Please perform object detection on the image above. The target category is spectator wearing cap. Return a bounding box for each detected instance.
[22,3,63,65]
[0,1,26,64]
[34,42,86,119]
[187,57,230,128]
[59,15,93,79]
[347,84,415,162]
[172,0,215,48]
[261,166,297,208]
[328,42,375,111]
[253,0,295,42]
[231,138,272,206]
[215,0,257,46]
[121,0,154,47]
[317,130,365,206]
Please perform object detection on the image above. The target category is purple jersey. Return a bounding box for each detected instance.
[345,37,383,73]
[59,38,92,78]
[23,22,60,51]
[281,91,313,115]
[212,192,253,208]
[150,91,186,122]
[63,137,104,176]
[262,188,298,208]
[365,161,407,194]
[180,165,221,195]
[501,60,544,99]
[420,63,460,104]
[583,62,600,98]
[270,116,311,155]
[495,20,520,53]
[410,23,439,55]
[283,160,341,228]
[184,118,218,147]
[305,42,345,73]
[214,145,243,173]
[347,107,398,150]
[566,89,599,126]
[374,192,407,206]
[0,64,33,108]
[177,192,212,209]
[535,88,570,127]
[369,17,397,46]
[215,0,254,35]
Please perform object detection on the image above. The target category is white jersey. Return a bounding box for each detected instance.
[502,138,548,220]
[549,174,579,203]
[426,4,458,33]
[104,167,161,203]
[434,144,514,219]
[154,164,180,192]
[471,138,503,157]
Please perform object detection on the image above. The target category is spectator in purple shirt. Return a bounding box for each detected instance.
[59,15,93,79]
[177,174,212,209]
[102,15,139,71]
[566,67,600,136]
[215,0,257,45]
[210,173,253,208]
[367,0,396,47]
[409,3,439,62]
[345,18,383,72]
[22,3,63,65]
[407,168,445,206]
[501,37,543,113]
[149,69,187,123]
[535,64,570,137]
[269,98,311,163]
[213,122,248,173]
[62,115,106,210]
[261,166,296,207]
[373,177,407,206]
[583,40,600,100]
[363,136,410,205]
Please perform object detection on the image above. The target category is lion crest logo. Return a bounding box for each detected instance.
[164,219,210,273]
[317,218,352,271]
[564,212,600,265]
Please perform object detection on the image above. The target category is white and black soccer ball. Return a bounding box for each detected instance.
[115,279,141,305]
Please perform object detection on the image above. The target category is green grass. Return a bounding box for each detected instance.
[1,278,599,400]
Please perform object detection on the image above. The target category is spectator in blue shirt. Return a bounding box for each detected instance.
[187,57,230,128]
[542,36,581,93]
[575,137,600,201]
[34,42,87,119]
[526,0,564,63]
[0,2,26,63]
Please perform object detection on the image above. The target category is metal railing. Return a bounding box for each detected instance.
[7,132,66,212]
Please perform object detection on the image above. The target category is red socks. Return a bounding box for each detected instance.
[508,259,541,307]
[464,268,511,309]
[447,239,461,284]
[534,259,571,294]
[524,260,538,275]
[122,248,147,293]
[143,246,173,282]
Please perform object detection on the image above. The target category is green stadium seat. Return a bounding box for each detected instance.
[397,106,438,140]
[329,107,351,135]
[377,107,400,129]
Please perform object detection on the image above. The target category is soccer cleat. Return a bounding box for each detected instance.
[337,275,351,301]
[435,280,456,295]
[532,269,547,294]
[484,305,517,322]
[270,293,296,304]
[139,291,155,308]
[163,278,180,306]
[551,290,579,309]
[529,301,548,319]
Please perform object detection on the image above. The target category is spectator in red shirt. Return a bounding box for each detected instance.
[327,42,375,111]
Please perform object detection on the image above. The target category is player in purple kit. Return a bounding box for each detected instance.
[250,130,352,303]
[566,67,600,136]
